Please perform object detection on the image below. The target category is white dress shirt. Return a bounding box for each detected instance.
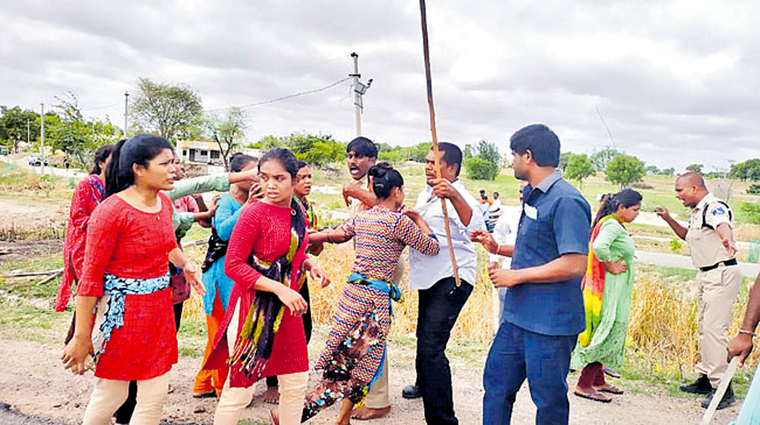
[409,179,486,290]
[489,205,522,267]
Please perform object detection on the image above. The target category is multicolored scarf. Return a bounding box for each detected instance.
[299,196,318,229]
[228,199,307,382]
[578,215,621,347]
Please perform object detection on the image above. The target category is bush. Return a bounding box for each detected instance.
[747,184,760,195]
[464,157,499,180]
[741,202,760,224]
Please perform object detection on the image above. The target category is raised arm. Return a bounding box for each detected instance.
[396,212,439,255]
[655,207,688,240]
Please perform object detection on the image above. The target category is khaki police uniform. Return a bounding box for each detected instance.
[686,193,742,388]
[348,175,400,409]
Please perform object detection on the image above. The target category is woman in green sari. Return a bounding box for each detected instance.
[572,189,642,403]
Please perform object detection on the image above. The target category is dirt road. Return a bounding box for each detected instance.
[0,331,743,425]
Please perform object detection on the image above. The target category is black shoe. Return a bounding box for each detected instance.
[402,385,422,399]
[701,383,736,410]
[680,374,712,395]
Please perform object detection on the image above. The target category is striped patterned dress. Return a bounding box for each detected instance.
[303,206,439,420]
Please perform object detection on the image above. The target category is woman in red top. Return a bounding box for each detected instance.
[60,135,204,425]
[56,144,114,314]
[206,148,330,425]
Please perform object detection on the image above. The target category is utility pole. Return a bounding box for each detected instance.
[40,103,45,175]
[124,91,130,138]
[350,52,372,138]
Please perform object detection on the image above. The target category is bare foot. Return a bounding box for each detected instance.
[351,406,391,420]
[264,385,280,404]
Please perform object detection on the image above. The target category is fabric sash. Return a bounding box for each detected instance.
[92,272,170,359]
[347,272,404,317]
[228,199,307,382]
[578,215,621,347]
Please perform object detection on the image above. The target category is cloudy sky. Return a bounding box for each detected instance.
[1,0,758,171]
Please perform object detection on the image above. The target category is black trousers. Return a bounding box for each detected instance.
[114,301,184,424]
[415,277,472,425]
[267,281,312,387]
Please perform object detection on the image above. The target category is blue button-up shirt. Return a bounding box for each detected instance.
[502,170,591,336]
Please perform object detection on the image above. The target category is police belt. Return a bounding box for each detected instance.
[699,258,738,272]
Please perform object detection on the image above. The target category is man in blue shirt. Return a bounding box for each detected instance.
[472,124,591,424]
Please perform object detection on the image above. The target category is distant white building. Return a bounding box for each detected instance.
[178,140,223,165]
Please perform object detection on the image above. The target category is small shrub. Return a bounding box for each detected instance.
[742,202,760,224]
[747,184,760,195]
[464,157,499,180]
[668,238,683,252]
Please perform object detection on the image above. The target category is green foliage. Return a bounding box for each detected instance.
[660,167,676,176]
[747,184,760,195]
[590,147,620,171]
[253,133,344,168]
[52,93,121,168]
[564,153,595,188]
[130,77,203,142]
[645,165,660,175]
[730,159,760,182]
[685,163,704,173]
[463,140,501,180]
[605,154,646,189]
[668,238,684,253]
[464,157,499,180]
[204,107,246,170]
[0,106,39,151]
[741,203,760,224]
[559,152,573,172]
[408,142,432,162]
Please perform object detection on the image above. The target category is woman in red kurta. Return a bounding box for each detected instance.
[206,148,330,425]
[56,144,114,314]
[60,135,204,425]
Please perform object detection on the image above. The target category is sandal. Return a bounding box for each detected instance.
[268,409,280,425]
[574,390,612,403]
[596,384,624,395]
[603,367,621,379]
[192,389,216,399]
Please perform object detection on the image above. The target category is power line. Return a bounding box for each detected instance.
[82,102,123,112]
[206,77,352,113]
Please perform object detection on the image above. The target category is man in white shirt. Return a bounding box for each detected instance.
[402,143,486,425]
[486,182,527,327]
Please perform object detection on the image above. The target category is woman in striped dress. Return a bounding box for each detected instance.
[301,162,439,425]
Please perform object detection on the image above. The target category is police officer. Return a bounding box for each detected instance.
[656,171,741,410]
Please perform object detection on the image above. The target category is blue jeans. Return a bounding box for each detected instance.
[483,321,577,425]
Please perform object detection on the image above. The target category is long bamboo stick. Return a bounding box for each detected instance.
[419,0,460,286]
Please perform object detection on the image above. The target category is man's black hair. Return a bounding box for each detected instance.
[346,136,378,159]
[435,142,463,176]
[509,124,561,167]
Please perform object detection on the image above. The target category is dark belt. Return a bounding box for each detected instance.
[699,258,738,272]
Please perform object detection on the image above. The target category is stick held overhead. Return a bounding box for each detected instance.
[419,0,461,286]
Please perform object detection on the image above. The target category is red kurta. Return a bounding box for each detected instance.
[206,201,309,387]
[78,192,179,381]
[55,175,104,312]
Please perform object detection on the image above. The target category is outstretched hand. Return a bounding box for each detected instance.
[471,230,498,254]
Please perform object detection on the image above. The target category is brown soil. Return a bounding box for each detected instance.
[0,332,743,425]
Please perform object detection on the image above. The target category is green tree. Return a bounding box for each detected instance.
[660,167,675,176]
[463,143,474,159]
[685,163,704,173]
[204,107,246,171]
[565,153,595,189]
[605,154,646,189]
[253,135,288,150]
[408,142,433,162]
[645,165,660,175]
[591,147,620,171]
[298,139,345,167]
[730,159,760,181]
[559,152,573,172]
[131,77,203,143]
[0,106,39,152]
[465,140,501,180]
[52,93,120,168]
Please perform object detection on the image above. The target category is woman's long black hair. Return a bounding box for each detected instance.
[592,188,643,228]
[368,162,403,199]
[90,144,115,175]
[230,152,257,172]
[105,134,174,198]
